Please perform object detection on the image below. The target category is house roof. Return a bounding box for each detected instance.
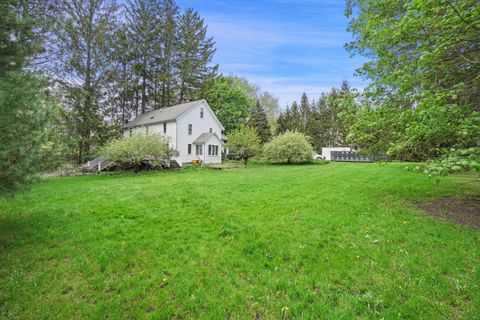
[122,100,204,129]
[193,132,221,144]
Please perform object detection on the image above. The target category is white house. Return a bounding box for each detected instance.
[121,100,225,166]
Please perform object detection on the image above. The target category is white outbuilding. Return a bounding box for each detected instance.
[321,147,354,161]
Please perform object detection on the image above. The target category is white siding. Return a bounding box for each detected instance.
[121,100,224,166]
[203,135,222,164]
[122,122,177,149]
[175,101,223,165]
[149,122,177,148]
[123,126,146,137]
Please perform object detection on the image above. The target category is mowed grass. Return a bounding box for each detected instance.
[1,163,479,319]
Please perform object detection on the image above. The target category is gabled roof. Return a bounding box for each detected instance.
[193,132,222,144]
[122,100,203,129]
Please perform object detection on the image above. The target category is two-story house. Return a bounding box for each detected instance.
[121,100,225,166]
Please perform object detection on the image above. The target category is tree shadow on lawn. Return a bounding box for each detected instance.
[0,209,60,259]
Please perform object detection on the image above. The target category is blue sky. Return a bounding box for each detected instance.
[176,0,368,107]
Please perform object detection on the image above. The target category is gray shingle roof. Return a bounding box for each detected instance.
[193,132,216,144]
[122,100,203,129]
[193,133,224,144]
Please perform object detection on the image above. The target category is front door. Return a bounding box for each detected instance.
[195,144,204,162]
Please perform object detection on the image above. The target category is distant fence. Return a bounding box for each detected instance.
[331,151,373,163]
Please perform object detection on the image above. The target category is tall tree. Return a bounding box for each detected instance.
[0,0,40,74]
[289,101,302,132]
[126,0,162,114]
[157,0,179,107]
[248,100,272,144]
[204,76,252,133]
[110,24,136,125]
[227,75,280,133]
[346,0,480,160]
[175,8,217,103]
[52,0,119,163]
[1,0,60,194]
[299,92,310,132]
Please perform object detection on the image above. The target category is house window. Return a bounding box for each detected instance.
[200,108,204,118]
[209,128,213,133]
[163,123,167,133]
[188,124,192,135]
[196,144,203,155]
[188,144,192,155]
[208,145,219,156]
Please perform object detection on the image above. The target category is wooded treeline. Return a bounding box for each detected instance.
[36,0,218,162]
[277,81,359,153]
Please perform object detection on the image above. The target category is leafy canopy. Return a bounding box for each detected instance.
[102,133,178,170]
[263,131,314,164]
[345,0,480,160]
[226,125,261,165]
[204,76,253,133]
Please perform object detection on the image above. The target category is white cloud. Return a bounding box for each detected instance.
[184,1,369,107]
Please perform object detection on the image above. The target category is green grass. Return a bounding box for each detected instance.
[1,163,479,319]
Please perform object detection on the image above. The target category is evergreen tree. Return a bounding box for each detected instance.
[110,24,137,125]
[1,0,60,194]
[0,0,39,74]
[276,107,290,134]
[248,100,272,144]
[175,8,217,103]
[299,92,310,132]
[290,101,302,131]
[157,0,179,107]
[126,0,162,114]
[51,0,119,163]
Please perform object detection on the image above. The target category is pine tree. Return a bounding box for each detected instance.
[126,0,162,114]
[110,24,137,125]
[1,0,60,194]
[51,0,119,163]
[300,92,310,132]
[277,105,294,134]
[157,0,178,107]
[0,0,39,74]
[248,100,272,144]
[290,101,302,131]
[175,8,217,103]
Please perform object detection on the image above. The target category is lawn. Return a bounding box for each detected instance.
[1,163,479,319]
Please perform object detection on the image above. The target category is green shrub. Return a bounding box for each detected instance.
[411,147,480,175]
[102,134,178,171]
[227,125,261,166]
[263,131,314,164]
